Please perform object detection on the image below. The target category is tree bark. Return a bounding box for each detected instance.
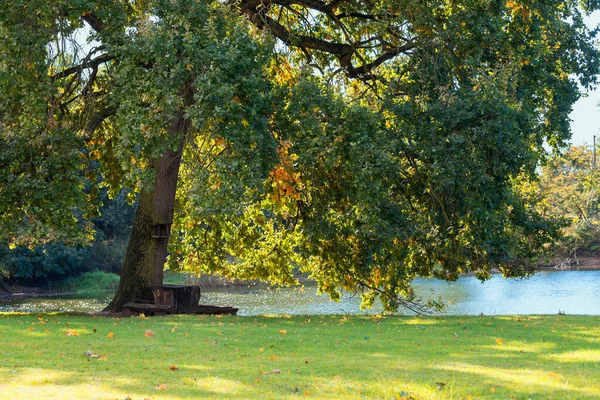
[104,113,189,312]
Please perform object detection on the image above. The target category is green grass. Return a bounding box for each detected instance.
[59,271,120,294]
[0,314,599,399]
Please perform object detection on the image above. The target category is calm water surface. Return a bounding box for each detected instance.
[2,270,600,315]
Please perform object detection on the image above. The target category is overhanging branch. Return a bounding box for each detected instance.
[235,0,416,80]
[82,12,105,32]
[51,52,115,81]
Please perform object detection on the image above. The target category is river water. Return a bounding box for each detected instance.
[1,270,599,315]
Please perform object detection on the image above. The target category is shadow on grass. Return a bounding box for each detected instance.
[0,314,599,399]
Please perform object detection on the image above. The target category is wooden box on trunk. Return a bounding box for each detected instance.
[152,284,201,313]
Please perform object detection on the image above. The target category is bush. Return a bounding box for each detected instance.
[0,190,135,283]
[0,243,87,282]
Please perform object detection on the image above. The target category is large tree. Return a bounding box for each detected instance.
[1,0,598,312]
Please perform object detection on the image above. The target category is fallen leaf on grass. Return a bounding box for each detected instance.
[548,372,561,380]
[269,356,278,361]
[495,339,504,345]
[107,332,114,339]
[155,384,167,390]
[490,387,496,393]
[279,330,287,335]
[66,329,79,336]
[169,365,178,370]
[27,327,36,331]
[144,330,154,338]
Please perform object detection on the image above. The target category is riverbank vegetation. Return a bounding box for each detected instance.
[538,146,600,263]
[1,313,599,399]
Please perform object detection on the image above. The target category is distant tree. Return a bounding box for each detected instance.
[1,0,599,312]
[538,145,600,256]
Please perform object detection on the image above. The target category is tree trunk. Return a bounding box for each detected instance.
[104,113,189,312]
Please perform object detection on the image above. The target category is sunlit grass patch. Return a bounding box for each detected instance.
[0,314,599,398]
[547,349,600,363]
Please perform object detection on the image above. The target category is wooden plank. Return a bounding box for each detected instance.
[123,302,174,313]
[122,301,237,316]
[185,305,238,315]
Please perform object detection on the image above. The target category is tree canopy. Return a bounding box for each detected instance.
[1,0,599,312]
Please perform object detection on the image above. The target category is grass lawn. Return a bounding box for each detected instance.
[0,313,599,399]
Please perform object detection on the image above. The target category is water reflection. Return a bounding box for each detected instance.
[1,270,599,315]
[0,292,113,313]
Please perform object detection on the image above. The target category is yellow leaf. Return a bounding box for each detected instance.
[269,356,278,360]
[107,332,114,339]
[65,329,79,336]
[490,387,496,393]
[155,384,167,390]
[495,339,504,345]
[279,330,287,335]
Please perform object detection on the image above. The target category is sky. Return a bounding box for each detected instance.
[569,10,600,146]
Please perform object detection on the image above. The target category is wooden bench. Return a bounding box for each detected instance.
[121,284,238,316]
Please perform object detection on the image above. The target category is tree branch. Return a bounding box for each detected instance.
[358,281,435,315]
[236,0,416,80]
[85,106,116,135]
[82,11,105,32]
[51,52,115,81]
